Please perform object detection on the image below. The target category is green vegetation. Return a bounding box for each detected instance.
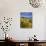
[20,17,32,28]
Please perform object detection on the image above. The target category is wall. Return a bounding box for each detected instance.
[0,0,46,40]
[44,15,46,40]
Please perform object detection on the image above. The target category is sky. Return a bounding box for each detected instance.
[20,12,32,18]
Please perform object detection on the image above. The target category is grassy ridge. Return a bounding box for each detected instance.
[20,17,32,28]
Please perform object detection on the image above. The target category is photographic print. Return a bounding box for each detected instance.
[20,12,32,28]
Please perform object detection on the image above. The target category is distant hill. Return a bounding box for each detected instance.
[21,17,32,19]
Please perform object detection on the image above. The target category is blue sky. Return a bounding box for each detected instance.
[20,12,32,18]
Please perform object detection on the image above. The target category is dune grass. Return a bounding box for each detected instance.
[20,17,32,28]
